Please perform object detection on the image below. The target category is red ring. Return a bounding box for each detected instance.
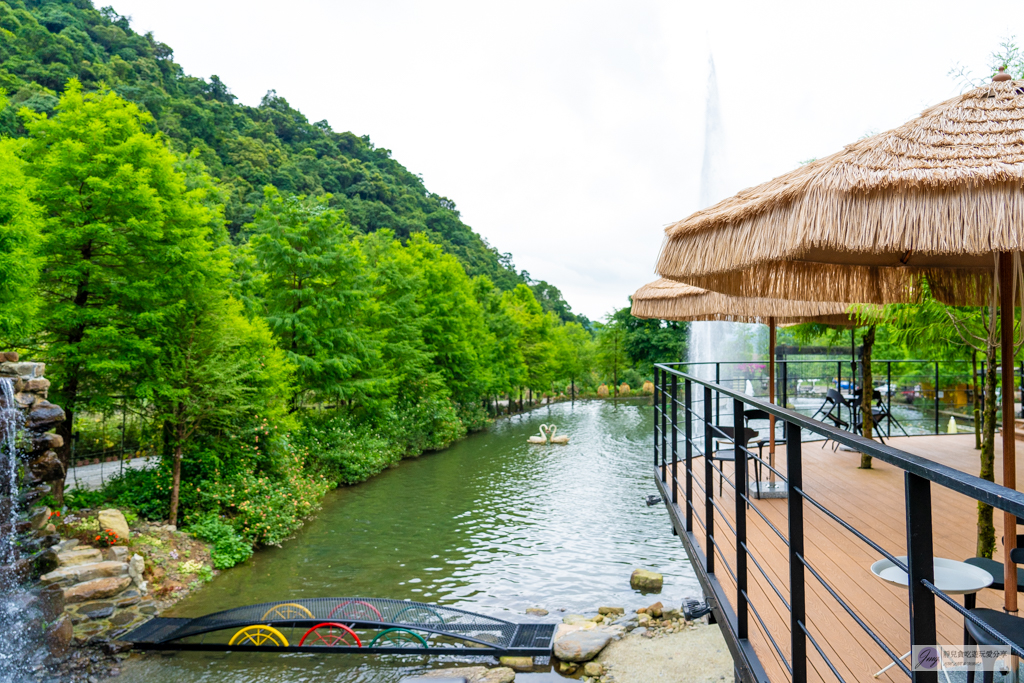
[298,622,363,647]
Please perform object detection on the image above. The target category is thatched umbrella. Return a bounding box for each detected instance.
[655,70,1024,610]
[632,278,860,496]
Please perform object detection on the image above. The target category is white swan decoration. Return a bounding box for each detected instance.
[528,425,549,444]
[548,425,569,444]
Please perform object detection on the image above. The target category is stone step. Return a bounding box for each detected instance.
[40,561,128,587]
[63,575,132,604]
[57,547,102,567]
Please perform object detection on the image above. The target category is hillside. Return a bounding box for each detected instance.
[0,0,583,321]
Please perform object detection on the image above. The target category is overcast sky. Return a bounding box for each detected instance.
[113,0,1019,319]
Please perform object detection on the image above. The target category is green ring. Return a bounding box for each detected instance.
[369,628,428,648]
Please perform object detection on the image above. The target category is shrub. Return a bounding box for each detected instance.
[95,529,120,547]
[187,514,253,569]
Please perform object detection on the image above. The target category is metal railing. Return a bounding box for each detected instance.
[653,363,1024,683]
[682,359,1023,438]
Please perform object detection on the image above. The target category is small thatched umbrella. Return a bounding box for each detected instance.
[632,278,859,496]
[655,70,1024,610]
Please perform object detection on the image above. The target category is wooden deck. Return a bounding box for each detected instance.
[671,433,1017,683]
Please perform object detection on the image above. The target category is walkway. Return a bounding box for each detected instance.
[65,456,157,491]
[673,433,1013,682]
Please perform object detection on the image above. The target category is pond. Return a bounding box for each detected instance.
[119,399,698,682]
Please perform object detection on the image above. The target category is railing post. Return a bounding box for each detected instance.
[685,378,693,533]
[715,363,721,425]
[654,366,660,469]
[1019,361,1023,419]
[934,361,940,435]
[733,398,748,640]
[888,361,893,438]
[787,422,806,683]
[704,386,714,575]
[661,370,668,482]
[671,373,678,503]
[906,472,937,683]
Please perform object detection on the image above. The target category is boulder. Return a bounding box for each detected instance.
[630,568,663,592]
[31,547,60,577]
[3,351,18,362]
[14,391,35,408]
[58,547,103,567]
[583,661,604,677]
[102,546,129,562]
[561,614,590,625]
[0,361,42,378]
[646,600,664,617]
[27,400,64,430]
[559,660,578,674]
[637,613,651,626]
[553,629,613,662]
[498,656,533,671]
[98,509,130,541]
[525,607,548,616]
[24,377,50,394]
[29,451,65,482]
[40,561,128,586]
[35,583,66,621]
[63,576,132,603]
[44,614,73,657]
[31,432,63,454]
[79,601,115,619]
[598,606,624,615]
[128,553,146,589]
[28,506,51,530]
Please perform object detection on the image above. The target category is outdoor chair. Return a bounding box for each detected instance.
[710,424,759,496]
[741,408,785,485]
[811,389,854,450]
[964,547,1024,683]
[852,388,888,445]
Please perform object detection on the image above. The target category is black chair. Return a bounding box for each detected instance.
[852,388,888,445]
[710,425,759,495]
[742,408,785,487]
[811,388,852,431]
[965,547,1024,683]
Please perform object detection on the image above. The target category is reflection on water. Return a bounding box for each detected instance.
[120,400,697,682]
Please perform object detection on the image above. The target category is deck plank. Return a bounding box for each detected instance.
[668,433,1015,683]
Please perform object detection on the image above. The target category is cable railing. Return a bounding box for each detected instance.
[682,358,1023,438]
[653,363,1024,683]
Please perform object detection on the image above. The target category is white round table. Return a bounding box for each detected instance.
[869,556,994,680]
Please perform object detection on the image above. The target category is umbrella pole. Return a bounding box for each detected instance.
[1001,252,1018,614]
[769,317,776,485]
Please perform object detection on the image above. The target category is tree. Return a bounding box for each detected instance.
[501,285,555,399]
[21,82,215,500]
[0,127,41,341]
[246,187,372,407]
[553,321,594,395]
[596,318,628,395]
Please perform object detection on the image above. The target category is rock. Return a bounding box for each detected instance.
[44,614,73,657]
[43,523,56,534]
[499,656,533,671]
[559,660,578,674]
[598,606,625,615]
[161,524,177,533]
[583,661,604,677]
[562,614,591,625]
[79,601,115,619]
[29,451,65,482]
[32,432,63,453]
[28,506,51,530]
[35,583,66,621]
[103,546,129,562]
[32,547,60,576]
[646,601,664,617]
[14,391,36,408]
[109,611,137,627]
[41,561,128,586]
[24,377,50,393]
[128,554,146,590]
[98,509,130,541]
[629,568,663,593]
[415,666,515,683]
[55,539,79,553]
[630,627,648,637]
[591,614,604,623]
[27,399,64,430]
[59,548,103,567]
[63,576,132,604]
[525,607,548,616]
[637,613,651,626]
[114,593,141,608]
[553,629,613,662]
[0,361,42,378]
[3,351,19,362]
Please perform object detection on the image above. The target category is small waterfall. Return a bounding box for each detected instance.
[0,377,28,679]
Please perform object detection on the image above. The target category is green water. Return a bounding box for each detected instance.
[120,400,698,682]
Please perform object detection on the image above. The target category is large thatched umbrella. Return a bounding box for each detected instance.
[632,278,858,496]
[656,70,1024,610]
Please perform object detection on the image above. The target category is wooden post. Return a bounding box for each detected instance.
[769,317,777,484]
[1001,251,1018,613]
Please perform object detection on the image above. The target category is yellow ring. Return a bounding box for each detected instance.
[228,625,289,647]
[261,603,314,620]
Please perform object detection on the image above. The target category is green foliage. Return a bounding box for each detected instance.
[187,514,253,569]
[0,127,40,340]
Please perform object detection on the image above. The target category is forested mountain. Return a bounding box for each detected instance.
[0,0,583,321]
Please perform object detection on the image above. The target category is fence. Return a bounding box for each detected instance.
[653,362,1024,683]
